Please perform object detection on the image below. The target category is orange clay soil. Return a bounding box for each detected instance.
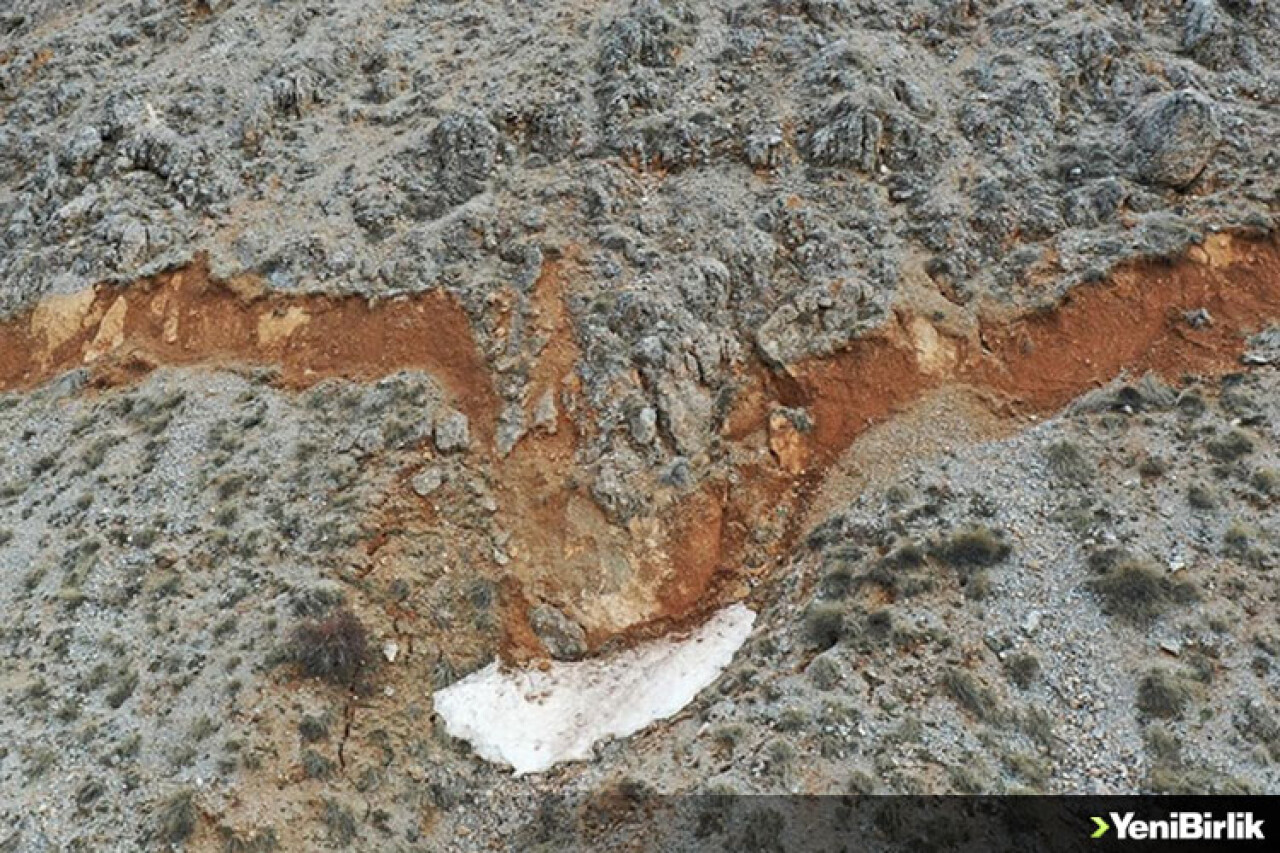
[0,256,500,437]
[2,232,1278,657]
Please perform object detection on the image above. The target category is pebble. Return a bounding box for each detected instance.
[411,467,444,497]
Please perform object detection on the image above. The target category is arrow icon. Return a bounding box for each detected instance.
[1091,816,1111,839]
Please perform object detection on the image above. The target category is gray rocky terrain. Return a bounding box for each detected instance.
[0,1,1278,850]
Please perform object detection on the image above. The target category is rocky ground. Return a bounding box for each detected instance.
[0,1,1278,851]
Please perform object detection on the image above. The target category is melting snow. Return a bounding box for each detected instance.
[433,603,756,775]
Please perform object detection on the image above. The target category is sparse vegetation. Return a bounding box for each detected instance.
[1206,429,1254,462]
[156,790,198,846]
[1045,440,1093,486]
[932,526,1011,571]
[323,798,358,846]
[1136,669,1196,720]
[288,607,373,690]
[1187,482,1217,510]
[802,602,846,650]
[1088,558,1194,623]
[302,749,336,780]
[940,667,1001,723]
[1005,653,1041,689]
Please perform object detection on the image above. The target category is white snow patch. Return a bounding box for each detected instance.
[432,603,756,775]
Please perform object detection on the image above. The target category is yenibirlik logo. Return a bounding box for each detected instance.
[1091,812,1265,842]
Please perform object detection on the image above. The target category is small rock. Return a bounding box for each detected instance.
[529,604,587,661]
[411,467,444,497]
[434,411,470,453]
[655,377,713,457]
[1184,307,1213,328]
[629,406,658,445]
[532,389,558,434]
[1130,90,1221,189]
[1243,326,1280,365]
[768,407,812,474]
[383,641,399,663]
[1021,611,1042,635]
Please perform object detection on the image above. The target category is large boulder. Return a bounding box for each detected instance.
[1129,90,1221,189]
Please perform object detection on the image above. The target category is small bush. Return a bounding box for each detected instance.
[806,653,842,691]
[323,798,358,846]
[964,570,993,601]
[763,738,796,777]
[1148,766,1253,795]
[1252,467,1279,497]
[1020,706,1055,748]
[1233,700,1280,762]
[289,608,373,690]
[802,602,846,650]
[1004,752,1051,786]
[1137,455,1166,479]
[1088,559,1193,623]
[1045,440,1093,486]
[1206,429,1254,462]
[302,749,336,780]
[157,790,198,846]
[1005,653,1042,689]
[1144,727,1182,764]
[218,826,279,853]
[1187,483,1217,510]
[932,526,1011,572]
[298,715,329,743]
[940,667,1000,723]
[105,670,139,709]
[879,541,926,570]
[1136,669,1195,720]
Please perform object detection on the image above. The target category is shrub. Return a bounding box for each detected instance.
[218,826,279,853]
[932,526,1011,571]
[1206,429,1254,462]
[1004,752,1051,786]
[156,790,197,846]
[105,670,139,709]
[1233,699,1280,762]
[802,602,846,650]
[940,667,1001,723]
[1005,653,1041,689]
[1045,440,1093,486]
[323,798,358,846]
[302,749,335,780]
[806,653,842,690]
[1020,706,1055,748]
[298,715,329,743]
[1138,455,1167,478]
[879,541,926,570]
[1187,483,1217,510]
[964,570,993,601]
[1144,727,1182,764]
[763,738,796,777]
[1087,559,1194,623]
[289,607,373,690]
[1136,670,1195,720]
[1251,467,1279,497]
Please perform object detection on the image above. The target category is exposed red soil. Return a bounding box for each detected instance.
[0,256,499,439]
[623,231,1280,651]
[2,233,1278,657]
